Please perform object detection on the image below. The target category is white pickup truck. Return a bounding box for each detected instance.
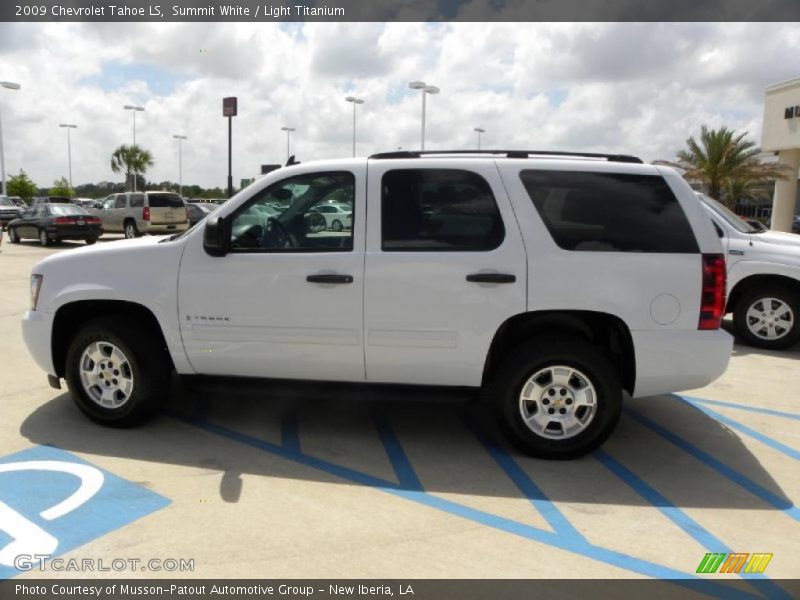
[697,193,800,350]
[22,151,733,458]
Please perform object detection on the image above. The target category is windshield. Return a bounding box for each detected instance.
[50,205,88,216]
[696,193,760,234]
[0,197,13,206]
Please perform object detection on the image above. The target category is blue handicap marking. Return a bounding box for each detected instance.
[0,445,170,579]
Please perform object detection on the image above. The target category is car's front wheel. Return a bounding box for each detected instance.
[7,227,19,243]
[65,317,171,427]
[493,336,622,459]
[734,285,800,350]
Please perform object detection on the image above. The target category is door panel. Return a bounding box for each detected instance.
[178,165,367,381]
[364,160,527,387]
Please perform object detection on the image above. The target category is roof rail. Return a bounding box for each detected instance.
[368,150,643,164]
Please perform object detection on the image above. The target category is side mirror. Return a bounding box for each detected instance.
[203,214,231,257]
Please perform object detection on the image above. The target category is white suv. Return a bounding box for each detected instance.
[697,193,800,350]
[22,151,732,458]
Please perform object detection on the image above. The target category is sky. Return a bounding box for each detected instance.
[0,21,798,190]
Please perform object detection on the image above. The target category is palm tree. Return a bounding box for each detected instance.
[110,144,154,190]
[658,126,788,209]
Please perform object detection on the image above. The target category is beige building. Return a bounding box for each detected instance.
[762,77,800,231]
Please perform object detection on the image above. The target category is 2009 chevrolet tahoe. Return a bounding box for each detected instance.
[23,150,733,458]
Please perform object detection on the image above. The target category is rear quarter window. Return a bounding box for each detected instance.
[519,170,699,253]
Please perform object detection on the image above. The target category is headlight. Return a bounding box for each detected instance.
[30,274,43,311]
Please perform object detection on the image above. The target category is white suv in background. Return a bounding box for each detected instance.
[698,193,800,350]
[23,151,732,458]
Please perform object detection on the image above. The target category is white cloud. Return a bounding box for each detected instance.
[0,21,796,191]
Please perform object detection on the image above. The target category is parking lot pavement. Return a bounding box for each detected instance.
[1,238,798,591]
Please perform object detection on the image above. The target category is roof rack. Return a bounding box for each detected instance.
[368,150,643,164]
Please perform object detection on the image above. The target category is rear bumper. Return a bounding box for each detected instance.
[631,328,732,398]
[45,225,103,239]
[145,222,189,234]
[21,309,56,377]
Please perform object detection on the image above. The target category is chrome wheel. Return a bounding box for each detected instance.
[745,297,794,341]
[39,230,49,246]
[518,365,597,440]
[124,222,137,239]
[332,219,343,232]
[78,341,135,409]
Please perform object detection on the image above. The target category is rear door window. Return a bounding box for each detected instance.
[519,170,698,253]
[381,169,505,251]
[129,193,145,208]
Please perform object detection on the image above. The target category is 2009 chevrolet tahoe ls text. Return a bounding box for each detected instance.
[22,150,733,458]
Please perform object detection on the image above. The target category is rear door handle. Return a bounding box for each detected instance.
[306,274,353,284]
[466,273,516,284]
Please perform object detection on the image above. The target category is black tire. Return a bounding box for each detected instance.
[85,237,97,245]
[733,285,800,350]
[8,227,19,243]
[492,336,622,459]
[65,316,172,427]
[39,229,50,246]
[124,220,139,239]
[332,219,343,232]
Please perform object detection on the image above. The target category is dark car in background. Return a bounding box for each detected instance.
[186,202,218,226]
[6,203,103,246]
[0,195,25,226]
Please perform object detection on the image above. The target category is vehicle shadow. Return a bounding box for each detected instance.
[19,379,794,513]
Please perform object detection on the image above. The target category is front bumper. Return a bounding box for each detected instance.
[21,309,56,377]
[631,328,733,398]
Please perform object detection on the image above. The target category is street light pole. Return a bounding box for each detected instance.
[173,135,187,196]
[409,81,439,151]
[345,96,364,157]
[59,124,77,193]
[474,127,485,150]
[281,126,295,163]
[0,81,21,197]
[123,104,145,191]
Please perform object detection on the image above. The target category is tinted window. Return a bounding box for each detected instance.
[230,171,355,252]
[129,193,145,208]
[114,194,126,209]
[520,170,698,253]
[147,193,184,208]
[381,169,504,251]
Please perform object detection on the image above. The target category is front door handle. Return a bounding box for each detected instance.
[306,274,353,284]
[466,273,516,284]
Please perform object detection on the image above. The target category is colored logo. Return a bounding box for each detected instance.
[696,552,773,574]
[0,446,170,579]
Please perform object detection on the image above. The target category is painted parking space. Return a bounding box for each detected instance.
[0,445,170,579]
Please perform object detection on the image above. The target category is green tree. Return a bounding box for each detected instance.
[110,144,154,191]
[659,125,788,208]
[6,169,38,202]
[49,176,75,197]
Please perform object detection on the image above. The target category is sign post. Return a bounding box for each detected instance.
[222,97,237,198]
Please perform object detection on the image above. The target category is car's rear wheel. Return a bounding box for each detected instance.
[734,285,800,350]
[39,229,50,246]
[332,219,343,232]
[124,220,139,239]
[493,336,622,459]
[7,227,19,243]
[65,317,171,427]
[85,237,97,245]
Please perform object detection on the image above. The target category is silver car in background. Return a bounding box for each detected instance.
[91,191,189,238]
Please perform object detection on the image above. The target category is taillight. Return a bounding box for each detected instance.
[53,217,76,225]
[699,253,726,330]
[143,206,150,221]
[86,216,101,224]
